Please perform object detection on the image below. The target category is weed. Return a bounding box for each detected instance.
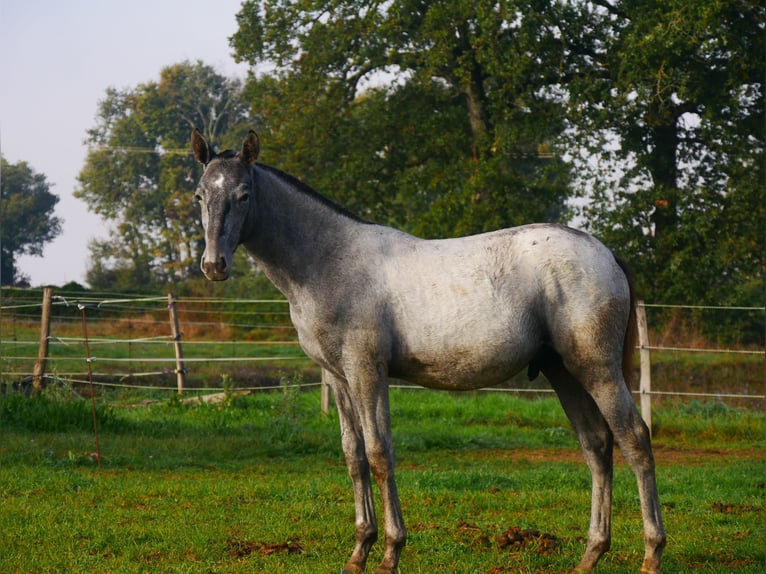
[270,371,303,443]
[220,373,235,409]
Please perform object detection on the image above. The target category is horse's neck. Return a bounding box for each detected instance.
[242,166,361,300]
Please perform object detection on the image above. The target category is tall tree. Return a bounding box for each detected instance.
[0,157,62,286]
[76,61,251,290]
[555,0,764,305]
[230,0,573,238]
[232,0,763,311]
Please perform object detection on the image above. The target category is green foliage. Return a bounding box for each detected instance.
[653,400,765,443]
[71,0,763,306]
[0,157,62,285]
[231,0,573,238]
[559,0,764,306]
[75,61,251,291]
[230,0,763,308]
[0,388,115,433]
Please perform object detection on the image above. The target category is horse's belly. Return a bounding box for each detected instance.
[389,341,534,391]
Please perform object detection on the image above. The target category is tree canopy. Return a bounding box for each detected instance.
[231,0,573,237]
[77,1,763,312]
[231,0,764,306]
[0,157,62,286]
[558,0,764,305]
[76,61,252,291]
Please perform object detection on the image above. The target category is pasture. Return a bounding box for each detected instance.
[1,386,763,573]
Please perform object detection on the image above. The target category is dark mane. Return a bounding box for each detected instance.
[257,163,372,225]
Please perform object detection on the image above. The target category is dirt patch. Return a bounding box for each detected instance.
[225,537,303,558]
[711,502,759,514]
[453,521,560,555]
[636,445,762,466]
[457,445,763,467]
[496,526,559,554]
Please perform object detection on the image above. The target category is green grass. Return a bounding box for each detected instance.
[1,387,763,573]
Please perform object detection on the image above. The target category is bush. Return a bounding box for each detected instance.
[0,392,115,433]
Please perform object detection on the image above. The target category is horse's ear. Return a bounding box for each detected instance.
[240,130,260,166]
[191,128,212,165]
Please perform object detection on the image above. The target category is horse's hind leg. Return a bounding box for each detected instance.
[572,363,666,574]
[542,357,614,573]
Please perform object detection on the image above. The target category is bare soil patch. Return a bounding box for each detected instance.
[225,537,304,558]
[459,445,762,467]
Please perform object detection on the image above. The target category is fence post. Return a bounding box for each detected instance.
[635,300,652,437]
[167,294,186,395]
[321,369,333,414]
[32,287,54,395]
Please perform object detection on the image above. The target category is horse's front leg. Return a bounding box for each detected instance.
[327,370,378,573]
[355,372,406,574]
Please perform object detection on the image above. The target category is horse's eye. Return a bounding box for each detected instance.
[237,192,250,203]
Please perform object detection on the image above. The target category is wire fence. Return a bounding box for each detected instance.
[1,288,763,409]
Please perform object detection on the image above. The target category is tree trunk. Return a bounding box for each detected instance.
[645,99,680,240]
[464,81,488,159]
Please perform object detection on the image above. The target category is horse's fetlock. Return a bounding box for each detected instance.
[356,521,378,544]
[386,529,407,550]
[590,533,611,554]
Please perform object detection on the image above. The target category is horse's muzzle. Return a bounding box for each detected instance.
[201,256,229,281]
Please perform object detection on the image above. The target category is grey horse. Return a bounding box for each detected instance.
[190,129,666,574]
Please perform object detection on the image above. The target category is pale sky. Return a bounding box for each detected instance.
[0,0,250,287]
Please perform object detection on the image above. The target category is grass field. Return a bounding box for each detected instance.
[1,384,763,573]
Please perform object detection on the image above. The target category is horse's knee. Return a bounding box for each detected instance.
[579,431,614,470]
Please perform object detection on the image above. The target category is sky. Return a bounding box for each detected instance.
[0,0,249,287]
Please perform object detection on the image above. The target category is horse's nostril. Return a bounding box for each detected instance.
[202,256,228,279]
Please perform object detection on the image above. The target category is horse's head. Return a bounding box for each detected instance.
[191,129,260,281]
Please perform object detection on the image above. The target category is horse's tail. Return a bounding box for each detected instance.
[614,256,638,386]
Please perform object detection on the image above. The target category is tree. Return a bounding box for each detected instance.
[230,0,573,238]
[555,0,764,306]
[76,61,252,290]
[231,0,763,314]
[0,157,62,286]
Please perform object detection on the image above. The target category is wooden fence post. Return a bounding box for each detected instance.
[635,300,652,437]
[167,294,186,395]
[321,369,332,414]
[32,287,53,395]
